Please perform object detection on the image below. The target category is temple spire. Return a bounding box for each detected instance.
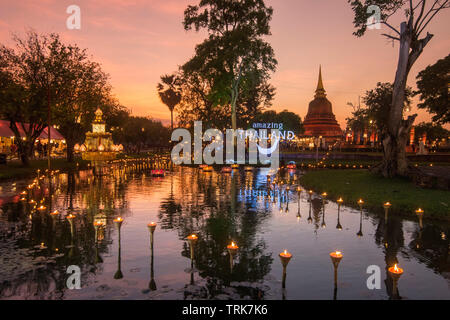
[315,65,326,98]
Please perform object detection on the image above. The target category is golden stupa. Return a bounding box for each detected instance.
[78,108,122,173]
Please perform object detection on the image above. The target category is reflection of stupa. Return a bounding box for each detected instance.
[79,108,122,174]
[303,66,342,139]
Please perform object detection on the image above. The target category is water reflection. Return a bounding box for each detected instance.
[0,165,449,300]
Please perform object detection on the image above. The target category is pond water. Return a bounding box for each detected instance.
[0,166,449,300]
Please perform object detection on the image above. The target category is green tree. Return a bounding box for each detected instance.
[414,122,449,143]
[416,54,450,124]
[0,31,56,166]
[363,82,412,133]
[112,116,170,153]
[157,74,181,132]
[48,38,113,162]
[181,0,277,134]
[254,109,304,135]
[348,0,449,177]
[346,83,412,144]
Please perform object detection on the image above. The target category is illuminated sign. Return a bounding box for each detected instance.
[249,123,295,140]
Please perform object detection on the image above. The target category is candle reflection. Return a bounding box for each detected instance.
[388,263,403,300]
[330,251,343,300]
[336,198,343,230]
[148,222,157,291]
[357,200,364,237]
[227,241,239,272]
[114,217,124,279]
[279,249,292,289]
[307,193,313,224]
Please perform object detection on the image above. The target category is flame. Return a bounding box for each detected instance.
[335,251,341,256]
[394,264,399,272]
[231,242,236,247]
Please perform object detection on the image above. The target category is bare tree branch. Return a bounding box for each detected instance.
[413,0,426,10]
[417,0,449,36]
[407,32,434,73]
[382,33,401,41]
[415,0,439,32]
[382,21,401,35]
[414,0,427,32]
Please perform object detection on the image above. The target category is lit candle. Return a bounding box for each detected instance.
[279,249,292,266]
[415,208,424,229]
[50,210,59,216]
[227,241,239,256]
[337,197,343,205]
[388,263,403,276]
[358,199,364,206]
[279,249,292,288]
[380,202,390,220]
[147,221,157,234]
[187,234,198,262]
[330,251,343,259]
[187,234,198,241]
[66,213,75,220]
[322,192,327,198]
[37,205,46,212]
[330,251,343,289]
[93,220,104,228]
[114,217,123,228]
[388,263,403,299]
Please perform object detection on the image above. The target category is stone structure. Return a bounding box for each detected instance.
[303,66,342,141]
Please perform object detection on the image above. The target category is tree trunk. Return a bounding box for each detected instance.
[19,149,30,167]
[18,140,33,167]
[376,22,415,178]
[373,21,434,178]
[66,139,75,163]
[231,91,237,132]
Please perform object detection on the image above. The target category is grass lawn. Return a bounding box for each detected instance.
[300,169,450,221]
[284,157,450,168]
[0,158,89,181]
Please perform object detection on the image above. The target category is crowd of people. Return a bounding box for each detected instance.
[0,140,65,161]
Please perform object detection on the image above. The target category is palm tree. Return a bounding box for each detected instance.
[157,74,181,132]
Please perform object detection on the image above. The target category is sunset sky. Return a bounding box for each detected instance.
[1,0,449,128]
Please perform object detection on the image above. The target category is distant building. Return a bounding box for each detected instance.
[0,120,66,155]
[303,66,342,142]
